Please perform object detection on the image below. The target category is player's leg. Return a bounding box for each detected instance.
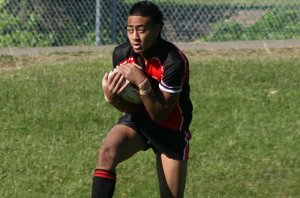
[96,124,148,170]
[156,153,188,198]
[92,124,148,198]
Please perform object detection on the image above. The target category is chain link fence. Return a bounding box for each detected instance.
[1,0,300,47]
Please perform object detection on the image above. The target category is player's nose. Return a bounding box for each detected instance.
[132,30,140,40]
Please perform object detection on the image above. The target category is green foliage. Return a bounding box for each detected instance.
[205,8,300,41]
[0,9,50,47]
[206,21,246,41]
[0,0,96,47]
[0,0,6,8]
[1,1,300,46]
[248,9,300,39]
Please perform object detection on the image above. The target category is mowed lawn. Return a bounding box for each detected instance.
[0,47,299,197]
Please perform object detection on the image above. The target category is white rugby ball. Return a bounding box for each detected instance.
[108,69,142,104]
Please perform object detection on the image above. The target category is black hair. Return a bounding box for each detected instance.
[128,1,164,27]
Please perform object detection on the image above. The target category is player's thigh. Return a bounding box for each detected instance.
[156,154,188,198]
[97,124,148,169]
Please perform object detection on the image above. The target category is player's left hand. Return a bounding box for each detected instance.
[117,63,146,86]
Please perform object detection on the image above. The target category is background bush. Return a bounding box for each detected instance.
[1,0,300,47]
[205,8,300,41]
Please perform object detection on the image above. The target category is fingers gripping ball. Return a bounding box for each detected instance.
[108,69,142,104]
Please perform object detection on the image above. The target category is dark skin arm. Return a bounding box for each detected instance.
[117,63,179,122]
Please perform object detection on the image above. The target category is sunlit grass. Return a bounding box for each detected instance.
[0,48,300,197]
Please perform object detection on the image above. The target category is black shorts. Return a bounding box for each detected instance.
[117,113,192,160]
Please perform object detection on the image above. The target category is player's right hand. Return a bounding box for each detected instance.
[102,70,128,104]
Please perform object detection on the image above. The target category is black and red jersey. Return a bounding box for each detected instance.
[112,38,193,131]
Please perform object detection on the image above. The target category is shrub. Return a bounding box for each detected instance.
[204,8,300,41]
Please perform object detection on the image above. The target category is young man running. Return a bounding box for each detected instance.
[92,1,193,197]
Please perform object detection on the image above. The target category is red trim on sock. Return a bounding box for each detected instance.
[94,169,116,180]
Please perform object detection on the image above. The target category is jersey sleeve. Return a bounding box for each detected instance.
[112,48,118,68]
[159,61,185,93]
[112,42,133,69]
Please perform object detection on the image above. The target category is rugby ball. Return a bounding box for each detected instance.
[108,69,142,104]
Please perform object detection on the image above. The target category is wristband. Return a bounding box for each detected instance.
[139,86,152,95]
[137,78,148,88]
[138,78,152,95]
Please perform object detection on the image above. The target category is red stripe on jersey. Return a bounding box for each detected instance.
[119,56,135,65]
[146,58,164,81]
[159,102,184,130]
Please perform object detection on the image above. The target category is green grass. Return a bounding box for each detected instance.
[1,48,300,197]
[188,56,300,197]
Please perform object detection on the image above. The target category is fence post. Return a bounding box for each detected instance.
[111,0,117,44]
[96,0,101,45]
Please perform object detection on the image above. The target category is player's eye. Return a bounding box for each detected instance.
[127,28,134,34]
[137,27,146,33]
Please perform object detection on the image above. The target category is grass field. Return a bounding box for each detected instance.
[1,47,300,197]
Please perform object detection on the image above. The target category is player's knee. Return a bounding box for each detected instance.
[97,143,117,169]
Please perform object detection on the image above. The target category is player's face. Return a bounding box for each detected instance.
[127,15,161,54]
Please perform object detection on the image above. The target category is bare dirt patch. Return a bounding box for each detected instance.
[230,10,267,26]
[186,47,300,61]
[0,51,111,72]
[1,46,300,73]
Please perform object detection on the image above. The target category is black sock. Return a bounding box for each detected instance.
[92,169,116,198]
